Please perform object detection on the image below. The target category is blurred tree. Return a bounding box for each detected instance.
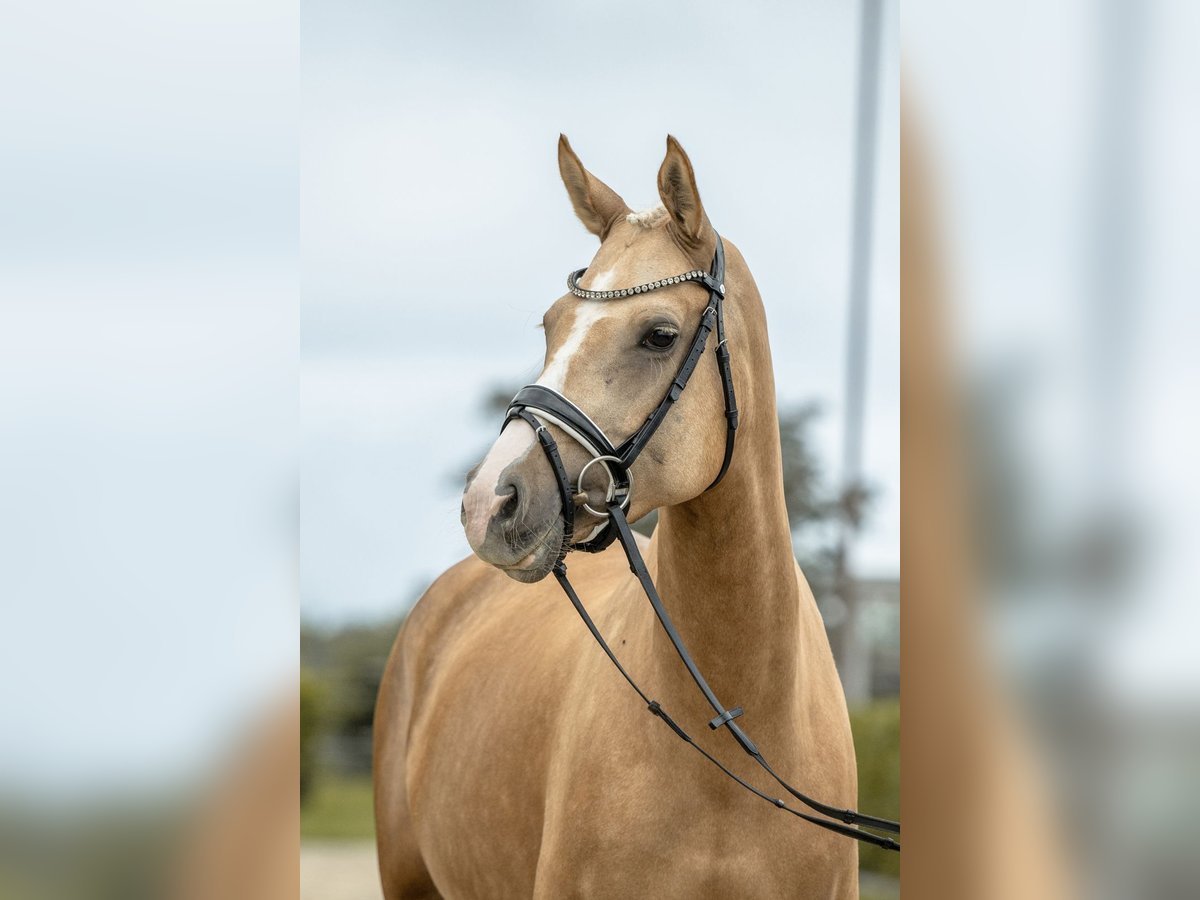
[777,402,875,620]
[300,668,324,801]
[850,700,900,878]
[301,618,403,776]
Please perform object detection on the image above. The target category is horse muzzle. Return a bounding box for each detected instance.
[461,445,566,583]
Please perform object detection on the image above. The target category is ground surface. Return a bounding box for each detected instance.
[302,842,383,900]
[302,776,381,900]
[300,776,899,898]
[300,842,899,900]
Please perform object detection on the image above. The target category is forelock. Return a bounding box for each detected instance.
[625,205,668,229]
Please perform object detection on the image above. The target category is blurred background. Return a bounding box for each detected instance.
[8,0,1196,896]
[0,2,300,899]
[905,0,1200,896]
[300,0,900,896]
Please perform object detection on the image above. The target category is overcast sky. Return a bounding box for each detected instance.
[301,0,899,624]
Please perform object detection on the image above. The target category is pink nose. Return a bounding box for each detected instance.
[461,479,520,552]
[461,420,537,554]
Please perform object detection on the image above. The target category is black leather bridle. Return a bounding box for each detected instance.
[502,234,900,851]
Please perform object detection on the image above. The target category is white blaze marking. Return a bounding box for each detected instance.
[586,266,619,291]
[462,418,535,549]
[537,265,616,391]
[463,264,622,550]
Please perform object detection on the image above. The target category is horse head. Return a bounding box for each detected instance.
[461,136,737,582]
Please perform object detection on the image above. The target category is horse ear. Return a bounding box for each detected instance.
[558,135,630,240]
[656,135,711,249]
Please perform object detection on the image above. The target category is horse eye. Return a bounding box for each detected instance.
[642,327,678,351]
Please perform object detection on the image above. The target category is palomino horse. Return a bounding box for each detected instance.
[374,136,861,898]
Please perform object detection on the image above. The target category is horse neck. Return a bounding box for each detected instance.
[648,322,803,729]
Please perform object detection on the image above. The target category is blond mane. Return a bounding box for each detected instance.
[625,205,668,228]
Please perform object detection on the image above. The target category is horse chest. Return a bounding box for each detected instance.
[532,781,851,899]
[393,565,861,898]
[522,715,854,898]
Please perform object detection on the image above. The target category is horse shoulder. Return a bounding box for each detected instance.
[374,556,502,897]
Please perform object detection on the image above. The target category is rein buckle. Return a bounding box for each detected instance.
[708,706,744,730]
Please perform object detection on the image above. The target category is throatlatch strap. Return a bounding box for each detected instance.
[707,235,738,490]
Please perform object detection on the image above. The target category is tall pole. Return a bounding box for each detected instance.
[836,0,883,705]
[1085,2,1143,894]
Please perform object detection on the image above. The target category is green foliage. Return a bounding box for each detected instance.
[302,618,403,777]
[850,701,901,878]
[302,621,398,732]
[300,668,324,801]
[0,799,182,900]
[300,775,376,841]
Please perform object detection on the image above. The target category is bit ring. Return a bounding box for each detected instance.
[577,455,632,518]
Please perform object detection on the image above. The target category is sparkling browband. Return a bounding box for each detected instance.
[567,267,717,300]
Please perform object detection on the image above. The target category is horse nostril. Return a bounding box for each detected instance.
[496,486,519,522]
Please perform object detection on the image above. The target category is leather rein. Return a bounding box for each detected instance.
[503,234,900,852]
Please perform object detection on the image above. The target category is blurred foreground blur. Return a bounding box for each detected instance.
[905,1,1200,896]
[0,696,298,900]
[0,2,297,898]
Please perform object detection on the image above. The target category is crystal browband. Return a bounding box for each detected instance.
[567,267,723,301]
